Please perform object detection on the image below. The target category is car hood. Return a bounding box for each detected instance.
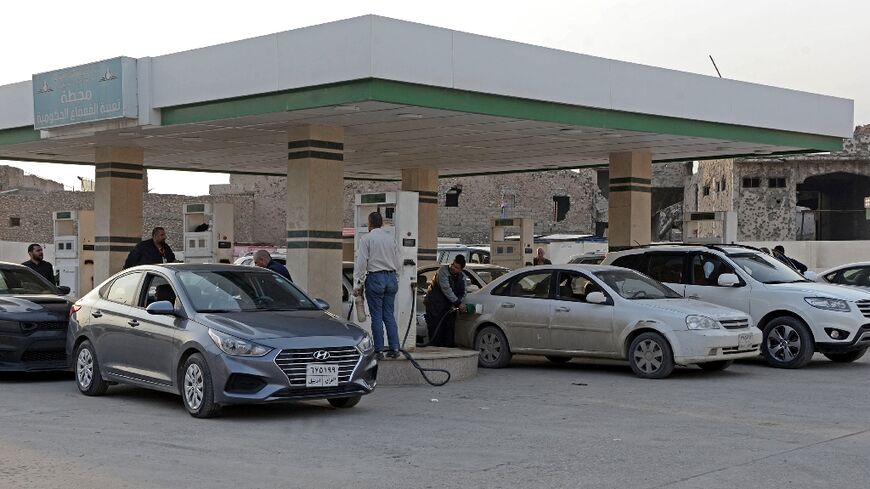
[763,282,870,301]
[0,295,69,315]
[636,298,748,320]
[197,310,365,340]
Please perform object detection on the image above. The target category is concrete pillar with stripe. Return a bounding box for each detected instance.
[93,146,145,284]
[607,150,652,252]
[286,125,345,310]
[401,168,439,265]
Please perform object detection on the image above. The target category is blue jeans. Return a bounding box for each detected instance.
[365,272,400,352]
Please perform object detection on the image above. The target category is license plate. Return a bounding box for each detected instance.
[306,364,339,387]
[738,333,753,351]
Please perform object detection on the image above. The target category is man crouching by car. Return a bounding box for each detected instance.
[424,255,466,347]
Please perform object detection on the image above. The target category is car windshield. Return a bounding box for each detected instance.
[177,270,318,312]
[474,267,509,283]
[594,269,682,300]
[728,253,807,284]
[0,269,55,295]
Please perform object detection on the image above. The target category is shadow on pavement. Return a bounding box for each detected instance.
[0,370,73,383]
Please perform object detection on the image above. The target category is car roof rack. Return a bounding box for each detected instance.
[624,242,766,254]
[705,243,765,253]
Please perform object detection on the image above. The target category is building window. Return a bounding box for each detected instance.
[768,177,786,188]
[721,177,726,192]
[702,185,710,196]
[8,217,20,227]
[445,186,462,207]
[552,195,570,222]
[742,177,761,188]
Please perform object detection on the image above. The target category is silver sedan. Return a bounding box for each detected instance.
[456,265,762,378]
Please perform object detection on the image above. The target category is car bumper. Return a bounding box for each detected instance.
[815,324,870,353]
[671,329,762,365]
[204,345,378,405]
[0,329,68,372]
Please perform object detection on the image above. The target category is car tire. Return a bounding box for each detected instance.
[545,355,572,364]
[475,325,512,368]
[697,360,733,371]
[180,354,220,419]
[628,332,675,379]
[75,340,108,396]
[823,348,868,363]
[328,396,361,408]
[762,317,814,369]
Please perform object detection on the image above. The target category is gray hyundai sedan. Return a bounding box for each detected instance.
[67,264,377,418]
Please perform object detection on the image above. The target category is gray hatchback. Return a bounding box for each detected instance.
[67,264,377,418]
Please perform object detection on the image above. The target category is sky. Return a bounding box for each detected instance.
[2,0,867,194]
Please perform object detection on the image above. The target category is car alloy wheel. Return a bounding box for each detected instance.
[77,348,94,389]
[767,324,801,363]
[184,363,205,411]
[479,331,503,364]
[633,339,664,374]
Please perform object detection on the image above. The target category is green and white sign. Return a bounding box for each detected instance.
[32,57,137,130]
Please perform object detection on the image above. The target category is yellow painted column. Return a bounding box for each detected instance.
[93,146,145,283]
[401,168,439,265]
[286,125,345,310]
[608,151,652,251]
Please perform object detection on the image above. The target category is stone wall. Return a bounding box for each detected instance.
[217,170,599,246]
[0,191,255,251]
[0,166,65,192]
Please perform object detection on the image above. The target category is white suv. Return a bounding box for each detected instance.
[603,245,870,368]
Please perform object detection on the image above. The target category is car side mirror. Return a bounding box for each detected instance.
[146,300,176,316]
[803,271,819,282]
[314,298,330,310]
[57,285,71,295]
[586,291,607,304]
[718,273,740,287]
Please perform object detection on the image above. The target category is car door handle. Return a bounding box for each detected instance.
[91,311,102,318]
[128,319,140,327]
[687,294,700,299]
[554,306,570,312]
[501,303,515,309]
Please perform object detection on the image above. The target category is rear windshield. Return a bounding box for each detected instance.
[0,269,55,295]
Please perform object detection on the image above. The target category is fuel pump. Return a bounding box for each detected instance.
[52,210,95,298]
[490,217,534,269]
[353,191,418,351]
[182,203,235,263]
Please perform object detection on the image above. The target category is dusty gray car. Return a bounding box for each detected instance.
[457,265,761,378]
[67,264,377,418]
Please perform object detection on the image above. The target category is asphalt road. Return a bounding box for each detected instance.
[2,353,869,489]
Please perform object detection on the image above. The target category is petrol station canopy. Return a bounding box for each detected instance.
[0,15,854,181]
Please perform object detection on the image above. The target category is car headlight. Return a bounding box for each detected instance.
[357,334,374,353]
[804,297,850,312]
[686,315,721,330]
[208,328,272,357]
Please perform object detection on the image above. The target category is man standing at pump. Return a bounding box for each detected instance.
[124,227,176,268]
[354,212,403,359]
[22,243,56,284]
[424,255,467,347]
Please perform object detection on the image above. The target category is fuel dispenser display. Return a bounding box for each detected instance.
[490,217,534,269]
[353,191,419,351]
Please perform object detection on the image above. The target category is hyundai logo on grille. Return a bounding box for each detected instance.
[312,350,331,361]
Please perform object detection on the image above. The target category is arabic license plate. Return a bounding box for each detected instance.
[738,333,753,351]
[306,364,339,387]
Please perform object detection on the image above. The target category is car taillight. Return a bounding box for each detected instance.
[69,304,82,318]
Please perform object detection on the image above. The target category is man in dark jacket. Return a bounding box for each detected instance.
[124,227,176,269]
[424,255,467,347]
[22,243,55,284]
[773,245,808,274]
[253,250,292,281]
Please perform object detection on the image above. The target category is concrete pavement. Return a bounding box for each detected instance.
[1,354,869,488]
